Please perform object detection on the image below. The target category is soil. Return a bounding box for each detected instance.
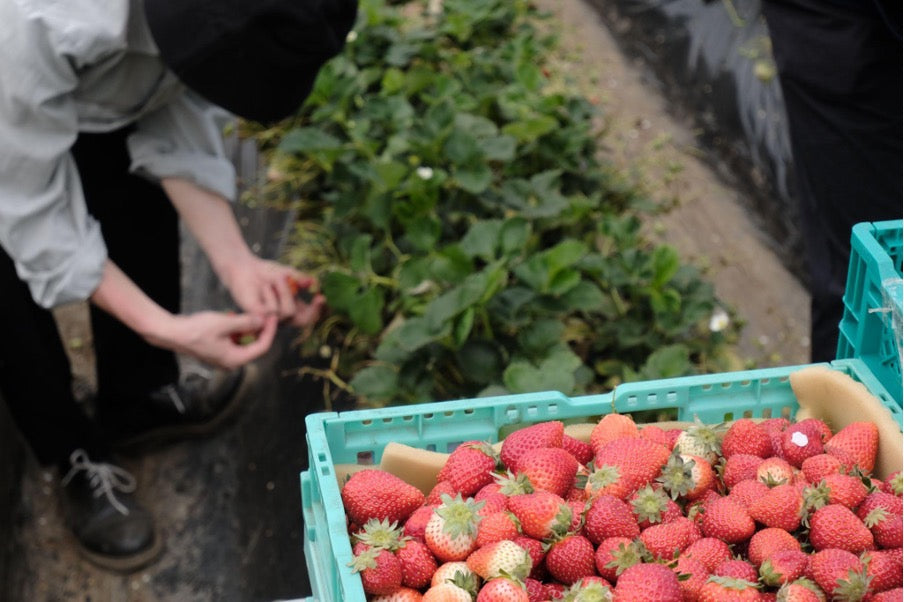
[7,2,811,600]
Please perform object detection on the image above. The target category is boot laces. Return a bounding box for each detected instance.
[61,449,137,516]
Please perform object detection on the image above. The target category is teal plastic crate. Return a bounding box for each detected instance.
[299,359,900,602]
[837,220,903,407]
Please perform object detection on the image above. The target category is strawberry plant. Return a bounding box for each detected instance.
[246,0,740,408]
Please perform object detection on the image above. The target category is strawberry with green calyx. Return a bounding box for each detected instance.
[515,446,579,498]
[423,582,476,602]
[862,507,903,549]
[824,421,879,475]
[679,536,732,573]
[722,418,773,459]
[370,586,424,602]
[747,527,802,568]
[884,471,903,496]
[807,503,875,553]
[673,417,723,465]
[476,576,530,602]
[757,457,796,487]
[500,421,564,471]
[396,537,438,589]
[354,518,406,552]
[342,469,426,526]
[588,437,671,500]
[657,452,715,502]
[559,578,613,602]
[427,481,460,506]
[820,473,869,509]
[697,576,761,601]
[492,470,534,497]
[438,440,500,497]
[582,494,640,545]
[673,555,710,602]
[747,483,805,532]
[594,537,646,582]
[512,536,547,580]
[700,495,756,544]
[507,490,572,541]
[466,539,533,581]
[545,533,597,585]
[431,560,480,592]
[425,493,486,562]
[759,549,809,586]
[613,562,683,602]
[856,491,903,522]
[775,578,826,602]
[863,549,903,594]
[629,484,682,529]
[349,545,404,595]
[806,548,871,601]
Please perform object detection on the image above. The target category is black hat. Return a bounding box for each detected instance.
[144,0,357,124]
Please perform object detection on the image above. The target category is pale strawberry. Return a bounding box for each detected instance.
[594,537,643,582]
[476,511,522,547]
[747,527,801,567]
[824,421,879,475]
[672,418,723,464]
[422,583,475,602]
[759,549,809,586]
[353,517,405,552]
[697,576,760,601]
[371,586,425,602]
[612,562,683,602]
[437,440,499,497]
[545,533,598,585]
[512,536,547,580]
[506,491,572,541]
[562,434,594,465]
[808,503,875,553]
[757,457,796,487]
[722,418,772,459]
[748,483,805,532]
[589,413,639,454]
[500,421,564,470]
[476,576,530,602]
[680,536,732,572]
[781,421,826,468]
[516,447,579,498]
[342,469,426,526]
[588,437,671,500]
[466,539,533,581]
[397,538,439,590]
[700,495,756,544]
[806,548,870,600]
[349,546,404,595]
[424,494,485,562]
[560,578,613,600]
[728,478,771,509]
[431,561,479,591]
[775,578,824,602]
[723,454,766,489]
[800,453,845,484]
[583,494,640,545]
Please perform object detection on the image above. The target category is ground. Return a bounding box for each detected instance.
[10,2,810,600]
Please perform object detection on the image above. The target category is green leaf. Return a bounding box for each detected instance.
[278,128,343,153]
[455,340,504,385]
[641,345,692,379]
[452,307,475,347]
[501,115,557,142]
[561,281,606,312]
[349,235,373,274]
[482,135,517,162]
[375,317,443,364]
[454,163,493,194]
[403,216,442,252]
[349,287,385,335]
[460,220,502,260]
[321,272,361,312]
[517,319,563,356]
[503,348,579,394]
[499,218,530,256]
[443,129,483,164]
[547,268,582,296]
[651,245,681,288]
[349,365,398,400]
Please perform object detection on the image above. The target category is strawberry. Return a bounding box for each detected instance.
[722,419,773,459]
[629,484,683,529]
[588,437,671,500]
[476,576,530,602]
[808,503,875,553]
[700,495,756,544]
[562,434,594,465]
[612,562,683,602]
[862,507,904,549]
[680,536,733,572]
[524,578,546,602]
[864,549,904,593]
[594,537,644,582]
[589,413,639,454]
[747,527,802,567]
[516,447,579,498]
[796,418,833,443]
[477,490,510,517]
[512,536,547,580]
[824,421,879,475]
[544,582,567,600]
[431,561,479,591]
[759,548,809,587]
[370,586,424,602]
[723,454,766,489]
[427,481,460,506]
[640,516,700,561]
[566,499,586,534]
[673,418,723,464]
[404,505,438,542]
[507,491,572,541]
[545,534,598,585]
[775,578,824,602]
[780,421,826,468]
[857,491,903,522]
[342,469,426,526]
[665,453,716,502]
[697,576,760,601]
[397,538,439,589]
[869,588,904,602]
[639,424,673,449]
[884,471,903,496]
[560,578,613,600]
[714,559,758,582]
[349,545,404,595]
[757,457,795,487]
[728,478,771,509]
[822,473,870,509]
[353,518,405,552]
[501,421,564,470]
[748,483,804,532]
[467,539,533,581]
[423,583,475,602]
[437,441,499,497]
[674,556,710,602]
[583,494,640,545]
[806,548,870,600]
[476,511,522,547]
[801,454,844,484]
[424,494,485,562]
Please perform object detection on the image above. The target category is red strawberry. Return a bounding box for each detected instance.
[397,538,439,589]
[700,495,756,544]
[516,447,579,498]
[759,548,809,587]
[350,546,404,595]
[501,421,564,470]
[657,452,716,502]
[629,484,683,529]
[589,413,639,454]
[722,419,773,459]
[747,527,801,567]
[424,494,484,562]
[857,491,903,521]
[588,437,671,500]
[639,424,673,449]
[476,511,521,547]
[680,537,732,572]
[728,478,771,509]
[806,548,870,599]
[775,579,823,602]
[824,421,879,475]
[544,582,567,600]
[808,503,875,553]
[714,558,758,582]
[562,434,594,465]
[613,562,683,602]
[594,537,643,582]
[640,516,700,561]
[801,454,844,484]
[674,556,710,602]
[404,505,438,542]
[466,539,533,581]
[756,457,795,487]
[477,490,509,517]
[863,507,904,549]
[512,536,547,580]
[426,480,459,506]
[476,576,530,602]
[545,534,598,585]
[583,494,640,545]
[864,549,904,593]
[796,418,833,443]
[370,586,424,602]
[822,473,870,509]
[698,576,760,601]
[723,454,765,489]
[884,471,903,496]
[748,483,805,532]
[870,588,904,602]
[781,421,826,468]
[437,441,499,497]
[507,491,572,541]
[342,469,426,526]
[524,578,546,602]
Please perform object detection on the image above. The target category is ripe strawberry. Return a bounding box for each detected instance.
[613,562,683,602]
[680,536,732,572]
[544,582,567,600]
[796,418,833,442]
[588,437,671,500]
[869,588,904,602]
[759,548,808,586]
[404,505,438,542]
[640,516,700,561]
[775,578,823,602]
[821,473,870,509]
[781,421,826,468]
[431,561,479,591]
[425,494,485,562]
[397,538,439,589]
[516,447,579,498]
[673,418,723,465]
[757,457,795,487]
[698,576,760,601]
[863,507,904,549]
[370,586,424,602]
[728,478,771,509]
[349,546,404,595]
[884,471,903,496]
[501,421,564,470]
[639,424,673,449]
[545,533,598,585]
[657,452,716,502]
[723,454,766,489]
[589,413,639,454]
[524,577,546,602]
[342,469,426,526]
[594,537,644,582]
[477,490,510,517]
[808,503,875,553]
[583,494,640,545]
[857,491,903,522]
[467,540,533,581]
[674,556,710,602]
[562,434,594,465]
[437,441,499,497]
[722,419,773,459]
[864,549,904,593]
[747,527,802,567]
[748,483,805,532]
[824,421,879,475]
[629,484,683,529]
[700,495,756,544]
[760,417,791,437]
[566,499,586,534]
[423,582,475,602]
[477,576,530,602]
[512,536,547,580]
[427,481,460,506]
[806,548,870,600]
[714,559,758,582]
[507,491,572,541]
[800,454,844,484]
[476,511,521,547]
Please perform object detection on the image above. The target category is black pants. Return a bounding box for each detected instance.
[0,128,181,468]
[761,0,903,361]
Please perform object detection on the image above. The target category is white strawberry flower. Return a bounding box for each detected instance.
[416,166,434,180]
